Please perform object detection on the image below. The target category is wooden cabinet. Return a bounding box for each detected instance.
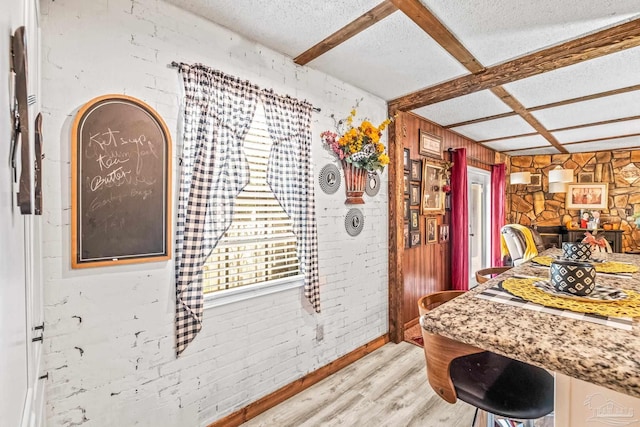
[562,228,623,253]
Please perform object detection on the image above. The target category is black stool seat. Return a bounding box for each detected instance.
[450,351,554,420]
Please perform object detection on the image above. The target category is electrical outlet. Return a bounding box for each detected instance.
[316,324,324,341]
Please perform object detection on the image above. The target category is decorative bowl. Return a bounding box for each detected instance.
[562,242,592,261]
[550,259,596,296]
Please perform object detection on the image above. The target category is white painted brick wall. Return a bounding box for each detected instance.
[40,0,389,425]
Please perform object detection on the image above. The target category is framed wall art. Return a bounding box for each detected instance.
[404,223,410,249]
[529,173,542,187]
[566,183,608,209]
[403,148,410,171]
[439,224,449,242]
[404,173,410,195]
[410,160,422,181]
[410,183,421,206]
[419,129,442,159]
[410,209,420,231]
[426,218,437,243]
[421,161,445,215]
[410,231,421,247]
[404,198,409,221]
[578,172,594,183]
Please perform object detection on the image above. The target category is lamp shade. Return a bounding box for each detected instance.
[510,172,531,185]
[549,166,573,183]
[549,182,568,193]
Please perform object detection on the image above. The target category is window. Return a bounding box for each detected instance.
[202,102,301,293]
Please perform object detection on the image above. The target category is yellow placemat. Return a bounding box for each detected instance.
[531,256,639,274]
[502,278,640,318]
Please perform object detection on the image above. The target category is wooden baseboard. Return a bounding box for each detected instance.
[404,316,419,329]
[208,334,390,427]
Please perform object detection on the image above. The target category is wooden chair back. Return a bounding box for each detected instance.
[418,291,484,404]
[475,266,512,284]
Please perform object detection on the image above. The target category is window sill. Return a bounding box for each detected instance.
[204,275,305,310]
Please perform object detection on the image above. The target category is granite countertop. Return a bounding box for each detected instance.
[420,248,640,398]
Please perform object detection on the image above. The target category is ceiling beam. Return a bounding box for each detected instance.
[388,0,484,73]
[389,18,640,112]
[445,83,640,128]
[294,1,398,66]
[490,87,568,153]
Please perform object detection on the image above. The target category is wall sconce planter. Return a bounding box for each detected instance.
[342,161,367,204]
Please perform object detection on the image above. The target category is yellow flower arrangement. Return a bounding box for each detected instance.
[321,108,392,172]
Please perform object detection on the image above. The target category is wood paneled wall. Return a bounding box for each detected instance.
[388,112,497,342]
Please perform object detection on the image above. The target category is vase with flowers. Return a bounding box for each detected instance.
[321,108,392,204]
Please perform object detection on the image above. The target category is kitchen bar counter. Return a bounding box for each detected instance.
[420,248,640,398]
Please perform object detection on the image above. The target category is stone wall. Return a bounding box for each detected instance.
[508,150,640,252]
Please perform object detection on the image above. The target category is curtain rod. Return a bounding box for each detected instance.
[169,61,321,112]
[447,147,496,166]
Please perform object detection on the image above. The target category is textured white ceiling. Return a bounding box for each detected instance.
[531,91,640,130]
[450,115,536,141]
[563,135,640,153]
[553,119,640,144]
[165,0,640,154]
[504,47,640,107]
[307,13,469,100]
[163,0,384,57]
[419,0,640,66]
[483,134,550,152]
[411,90,512,126]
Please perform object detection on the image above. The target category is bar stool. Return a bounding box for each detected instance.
[475,266,512,284]
[418,291,554,427]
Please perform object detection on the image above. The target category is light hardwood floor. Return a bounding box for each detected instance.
[242,342,477,427]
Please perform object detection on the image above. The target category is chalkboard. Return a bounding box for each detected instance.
[71,95,171,268]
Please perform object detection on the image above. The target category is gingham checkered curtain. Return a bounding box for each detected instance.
[175,63,258,355]
[261,91,321,312]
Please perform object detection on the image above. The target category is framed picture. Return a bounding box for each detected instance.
[403,173,410,195]
[419,129,442,159]
[421,161,445,215]
[426,218,437,243]
[404,223,410,249]
[566,183,608,209]
[578,172,594,183]
[403,198,409,221]
[403,148,410,171]
[439,224,449,242]
[409,209,420,231]
[410,183,421,206]
[529,173,542,187]
[410,231,421,247]
[410,160,422,181]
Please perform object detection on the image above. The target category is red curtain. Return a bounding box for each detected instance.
[451,149,468,291]
[491,164,506,267]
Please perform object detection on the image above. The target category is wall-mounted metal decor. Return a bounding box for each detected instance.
[10,26,32,214]
[345,208,364,236]
[319,163,340,194]
[365,172,380,197]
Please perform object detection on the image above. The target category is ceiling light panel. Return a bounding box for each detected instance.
[309,13,469,100]
[419,0,640,66]
[450,115,536,141]
[164,0,384,58]
[411,90,512,126]
[504,47,640,107]
[483,134,550,152]
[531,91,640,130]
[563,135,640,153]
[552,119,640,143]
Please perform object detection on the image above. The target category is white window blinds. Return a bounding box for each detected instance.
[202,102,301,293]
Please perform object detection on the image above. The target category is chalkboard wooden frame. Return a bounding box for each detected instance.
[71,95,172,268]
